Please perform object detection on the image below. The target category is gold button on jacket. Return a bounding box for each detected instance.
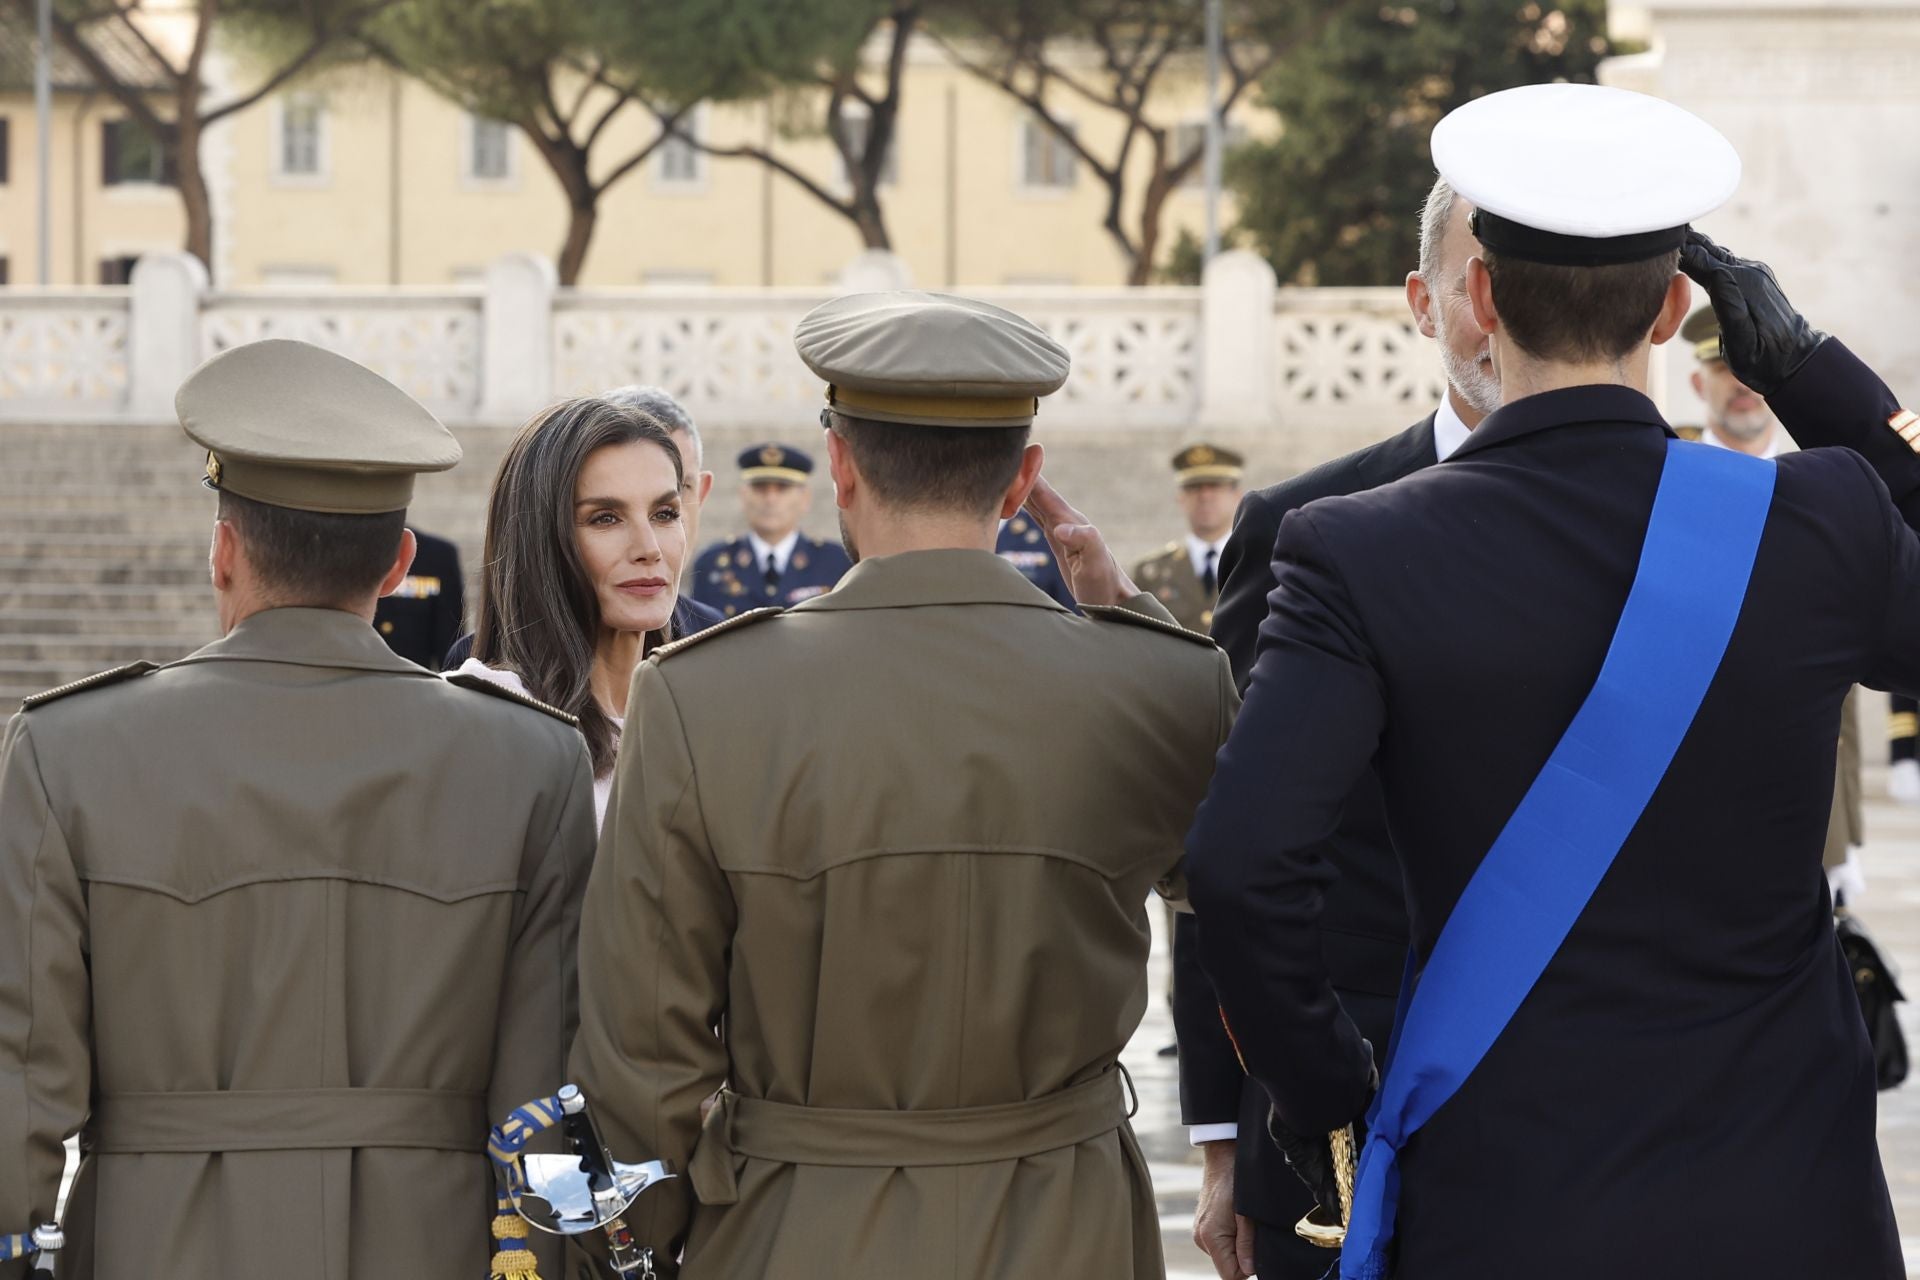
[0,607,597,1280]
[571,549,1237,1279]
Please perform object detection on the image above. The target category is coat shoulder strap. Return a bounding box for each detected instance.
[653,607,784,662]
[20,661,162,711]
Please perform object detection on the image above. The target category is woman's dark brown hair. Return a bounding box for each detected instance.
[472,397,684,777]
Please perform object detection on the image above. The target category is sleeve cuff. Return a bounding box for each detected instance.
[1189,1123,1240,1146]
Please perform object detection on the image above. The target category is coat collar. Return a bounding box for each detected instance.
[790,548,1071,614]
[1449,384,1672,462]
[1359,413,1438,485]
[171,606,433,676]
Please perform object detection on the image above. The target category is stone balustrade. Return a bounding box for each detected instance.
[0,249,1460,438]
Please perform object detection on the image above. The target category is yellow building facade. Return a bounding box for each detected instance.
[2,34,1261,289]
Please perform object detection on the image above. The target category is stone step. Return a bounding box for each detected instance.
[0,557,208,586]
[0,584,210,613]
[0,609,212,638]
[0,638,199,664]
[0,535,207,561]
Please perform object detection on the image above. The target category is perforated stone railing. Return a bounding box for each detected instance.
[0,251,1457,433]
[0,291,132,418]
[200,291,483,420]
[553,285,1204,430]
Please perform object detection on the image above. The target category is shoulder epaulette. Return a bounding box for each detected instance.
[1674,425,1705,442]
[444,672,579,726]
[653,607,783,661]
[1082,604,1216,647]
[21,661,161,710]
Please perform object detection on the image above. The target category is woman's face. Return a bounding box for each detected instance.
[573,439,687,638]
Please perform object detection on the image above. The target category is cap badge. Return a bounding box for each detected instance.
[1189,445,1216,465]
[760,446,784,467]
[204,452,223,488]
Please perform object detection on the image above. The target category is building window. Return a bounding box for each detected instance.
[0,118,10,185]
[1019,116,1076,190]
[465,116,512,182]
[655,109,705,188]
[836,109,897,188]
[102,119,175,186]
[275,93,326,181]
[99,255,141,285]
[1172,119,1249,187]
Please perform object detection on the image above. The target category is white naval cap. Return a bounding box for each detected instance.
[1431,83,1740,266]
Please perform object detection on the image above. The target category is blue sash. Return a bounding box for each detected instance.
[1341,438,1776,1279]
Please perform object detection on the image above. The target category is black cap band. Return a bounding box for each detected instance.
[1470,209,1688,266]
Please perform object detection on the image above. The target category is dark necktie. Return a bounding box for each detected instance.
[764,555,781,592]
[1201,548,1217,597]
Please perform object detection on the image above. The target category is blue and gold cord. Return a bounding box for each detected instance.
[486,1095,569,1280]
[0,1232,32,1262]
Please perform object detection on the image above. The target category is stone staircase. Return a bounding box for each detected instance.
[1,416,1341,710]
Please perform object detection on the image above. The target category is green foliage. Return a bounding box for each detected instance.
[1231,0,1611,286]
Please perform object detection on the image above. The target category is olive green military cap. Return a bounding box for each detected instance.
[1173,443,1244,486]
[795,291,1071,428]
[1682,305,1724,365]
[177,339,461,514]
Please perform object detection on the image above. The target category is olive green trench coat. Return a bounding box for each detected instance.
[0,608,597,1280]
[571,550,1237,1280]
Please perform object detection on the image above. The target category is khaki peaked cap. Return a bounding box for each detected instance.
[178,338,461,514]
[1682,305,1726,365]
[796,291,1071,427]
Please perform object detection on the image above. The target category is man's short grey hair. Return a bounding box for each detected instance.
[600,384,701,467]
[1417,176,1456,283]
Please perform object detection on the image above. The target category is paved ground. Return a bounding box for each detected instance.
[1132,701,1920,1278]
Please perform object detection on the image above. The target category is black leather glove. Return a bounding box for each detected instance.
[1266,1041,1377,1223]
[1678,230,1826,398]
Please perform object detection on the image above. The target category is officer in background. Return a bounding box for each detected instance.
[691,444,852,616]
[570,292,1234,1279]
[373,528,463,669]
[1687,305,1867,895]
[1133,444,1243,634]
[0,340,597,1280]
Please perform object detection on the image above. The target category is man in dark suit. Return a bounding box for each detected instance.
[373,528,464,670]
[1187,86,1902,1277]
[1177,175,1498,1280]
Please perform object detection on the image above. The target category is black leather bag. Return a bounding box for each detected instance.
[1836,908,1908,1091]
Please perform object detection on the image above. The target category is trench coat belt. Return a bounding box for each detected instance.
[89,1088,490,1154]
[689,1066,1133,1206]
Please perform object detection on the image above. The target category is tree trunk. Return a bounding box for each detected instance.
[557,202,598,286]
[174,90,214,272]
[851,188,891,251]
[175,116,215,270]
[1130,171,1176,287]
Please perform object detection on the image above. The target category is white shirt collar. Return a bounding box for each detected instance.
[1700,422,1790,459]
[1433,394,1472,462]
[747,530,801,574]
[1184,532,1227,580]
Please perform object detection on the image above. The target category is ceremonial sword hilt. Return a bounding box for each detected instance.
[486,1085,676,1279]
[28,1223,65,1280]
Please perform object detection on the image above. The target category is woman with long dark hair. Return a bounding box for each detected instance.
[451,397,691,822]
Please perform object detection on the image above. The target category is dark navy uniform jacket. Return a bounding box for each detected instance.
[373,530,464,671]
[1187,341,1906,1278]
[691,534,852,617]
[1175,415,1433,1240]
[997,514,1075,608]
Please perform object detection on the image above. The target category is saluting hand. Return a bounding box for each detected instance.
[1023,476,1141,608]
[1679,230,1827,398]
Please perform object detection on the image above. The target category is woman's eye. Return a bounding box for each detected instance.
[653,506,683,525]
[589,512,619,526]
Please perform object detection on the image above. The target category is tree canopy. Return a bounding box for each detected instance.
[1229,0,1612,287]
